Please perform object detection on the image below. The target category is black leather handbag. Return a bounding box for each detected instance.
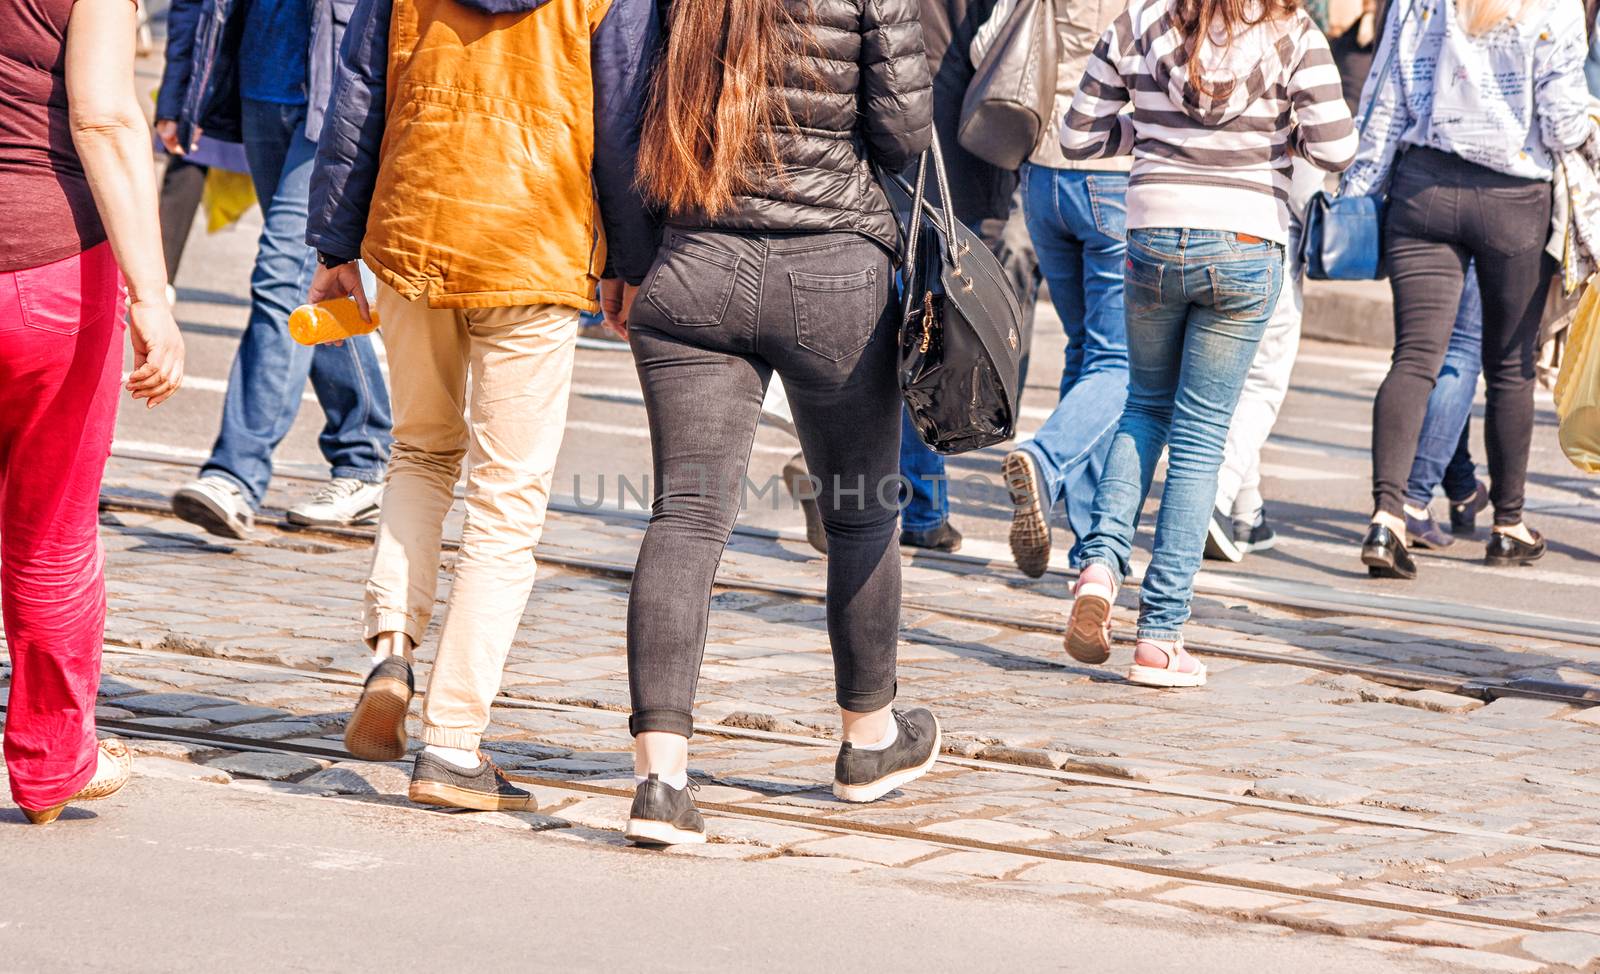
[888,130,1025,455]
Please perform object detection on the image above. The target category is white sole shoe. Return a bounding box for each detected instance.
[625,819,707,845]
[1127,661,1208,688]
[831,725,941,804]
[1064,582,1115,664]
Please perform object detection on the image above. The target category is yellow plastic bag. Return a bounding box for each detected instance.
[1555,276,1600,472]
[202,167,257,234]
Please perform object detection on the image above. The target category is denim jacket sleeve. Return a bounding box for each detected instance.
[305,0,392,264]
[157,0,206,122]
[592,0,662,285]
[1340,1,1410,198]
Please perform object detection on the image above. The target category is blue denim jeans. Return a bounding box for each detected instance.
[202,99,392,507]
[1079,229,1283,639]
[1404,263,1483,508]
[1016,165,1129,565]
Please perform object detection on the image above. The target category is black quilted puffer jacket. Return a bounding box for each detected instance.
[663,0,934,252]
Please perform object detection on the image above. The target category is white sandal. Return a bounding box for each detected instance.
[1065,565,1117,664]
[1127,639,1207,688]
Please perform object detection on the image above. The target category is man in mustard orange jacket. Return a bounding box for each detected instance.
[304,0,658,811]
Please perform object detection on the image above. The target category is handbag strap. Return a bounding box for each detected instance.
[899,126,968,320]
[1356,0,1420,139]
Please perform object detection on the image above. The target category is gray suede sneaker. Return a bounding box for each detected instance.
[344,655,413,761]
[625,775,706,846]
[408,752,535,812]
[833,708,941,803]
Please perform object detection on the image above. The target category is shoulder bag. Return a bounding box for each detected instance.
[958,0,1058,170]
[887,129,1025,455]
[1301,0,1417,281]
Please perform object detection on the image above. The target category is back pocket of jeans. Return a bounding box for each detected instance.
[645,242,740,326]
[1207,262,1274,322]
[791,268,881,362]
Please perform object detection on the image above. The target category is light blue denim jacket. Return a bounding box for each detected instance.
[1342,0,1592,198]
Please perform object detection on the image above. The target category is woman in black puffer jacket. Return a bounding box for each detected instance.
[599,0,938,846]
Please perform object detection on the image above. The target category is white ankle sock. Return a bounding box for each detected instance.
[424,744,480,770]
[635,770,688,790]
[852,717,899,752]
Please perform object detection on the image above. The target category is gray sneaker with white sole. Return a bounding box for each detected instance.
[625,774,706,846]
[833,708,940,803]
[172,476,255,539]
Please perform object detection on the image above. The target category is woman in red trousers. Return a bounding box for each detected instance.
[2,0,185,824]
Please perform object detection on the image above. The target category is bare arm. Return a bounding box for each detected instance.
[66,0,184,407]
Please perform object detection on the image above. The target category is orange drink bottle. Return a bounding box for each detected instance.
[288,297,381,346]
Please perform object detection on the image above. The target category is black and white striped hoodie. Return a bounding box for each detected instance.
[1060,0,1357,243]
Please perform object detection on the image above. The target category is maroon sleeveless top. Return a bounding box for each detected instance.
[0,0,111,272]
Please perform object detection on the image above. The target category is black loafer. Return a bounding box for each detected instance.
[900,522,963,553]
[1450,481,1490,537]
[1361,524,1417,579]
[1485,528,1545,567]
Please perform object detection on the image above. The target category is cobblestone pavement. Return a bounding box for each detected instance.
[5,458,1600,972]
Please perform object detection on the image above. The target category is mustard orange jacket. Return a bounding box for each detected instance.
[306,0,660,311]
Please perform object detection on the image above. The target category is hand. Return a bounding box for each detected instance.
[155,119,182,155]
[599,277,629,340]
[126,298,185,408]
[308,261,371,322]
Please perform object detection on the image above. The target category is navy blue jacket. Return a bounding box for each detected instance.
[157,0,355,148]
[304,0,661,286]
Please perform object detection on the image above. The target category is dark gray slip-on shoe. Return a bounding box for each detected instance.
[833,708,940,803]
[625,774,706,846]
[408,752,535,812]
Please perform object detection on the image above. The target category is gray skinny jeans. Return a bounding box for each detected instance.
[626,228,902,737]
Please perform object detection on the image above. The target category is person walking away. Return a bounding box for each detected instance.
[162,0,393,538]
[2,0,185,823]
[1060,0,1356,686]
[609,0,941,845]
[1402,268,1489,549]
[153,0,255,304]
[1343,0,1591,578]
[1202,158,1324,561]
[1001,0,1132,578]
[307,0,658,811]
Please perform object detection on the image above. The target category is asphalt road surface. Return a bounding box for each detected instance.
[0,773,1439,974]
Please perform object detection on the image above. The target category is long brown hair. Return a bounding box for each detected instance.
[637,0,800,216]
[1170,0,1298,75]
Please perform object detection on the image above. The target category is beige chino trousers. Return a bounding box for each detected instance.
[365,282,578,750]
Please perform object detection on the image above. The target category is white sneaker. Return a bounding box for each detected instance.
[287,478,383,527]
[172,476,255,539]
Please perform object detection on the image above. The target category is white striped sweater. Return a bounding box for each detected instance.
[1060,0,1357,243]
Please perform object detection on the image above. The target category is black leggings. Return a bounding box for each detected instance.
[625,229,903,738]
[1373,148,1553,527]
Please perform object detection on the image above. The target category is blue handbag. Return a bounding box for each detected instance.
[1301,0,1415,281]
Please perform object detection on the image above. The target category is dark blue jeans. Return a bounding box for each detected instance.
[202,99,391,507]
[1404,264,1483,508]
[1016,165,1129,565]
[1079,229,1282,639]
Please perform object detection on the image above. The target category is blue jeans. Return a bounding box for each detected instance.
[1079,229,1283,639]
[1404,263,1483,508]
[202,99,392,507]
[1016,165,1129,565]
